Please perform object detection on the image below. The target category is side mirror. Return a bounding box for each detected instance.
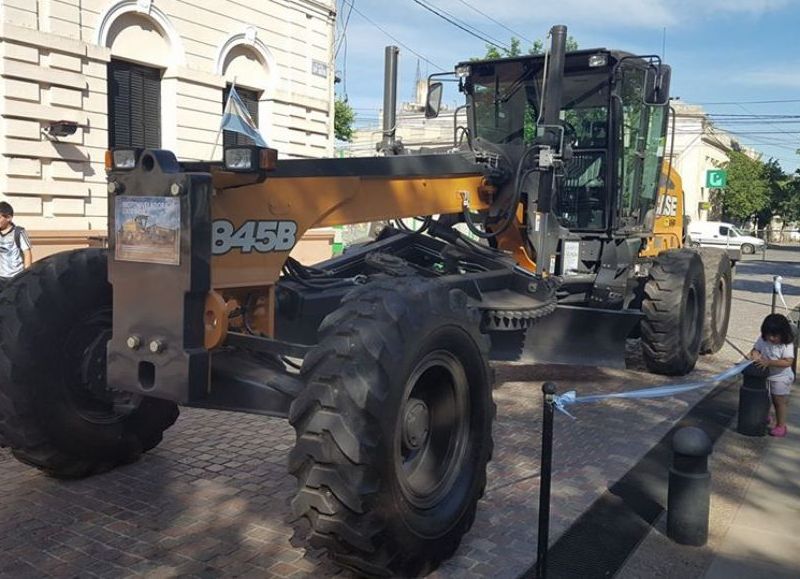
[644,64,671,106]
[425,82,443,119]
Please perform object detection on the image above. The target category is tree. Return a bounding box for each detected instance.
[765,158,800,224]
[527,36,578,55]
[334,98,355,142]
[719,150,770,223]
[480,36,578,59]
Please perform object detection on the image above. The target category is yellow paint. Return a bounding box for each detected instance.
[640,166,685,258]
[211,174,488,288]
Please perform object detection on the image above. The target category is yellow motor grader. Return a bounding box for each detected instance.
[0,26,731,577]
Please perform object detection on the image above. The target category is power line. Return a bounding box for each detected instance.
[707,114,800,119]
[695,98,800,105]
[345,0,445,69]
[675,130,800,135]
[737,102,800,145]
[453,0,535,45]
[334,0,355,58]
[410,0,508,50]
[421,1,510,49]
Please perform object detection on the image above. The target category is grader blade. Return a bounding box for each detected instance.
[490,305,643,369]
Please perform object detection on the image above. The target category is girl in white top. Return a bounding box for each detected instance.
[749,313,795,437]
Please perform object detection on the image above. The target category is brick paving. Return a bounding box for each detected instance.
[1,251,797,578]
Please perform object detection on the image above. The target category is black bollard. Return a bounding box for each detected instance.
[737,364,771,436]
[535,382,557,579]
[667,427,712,546]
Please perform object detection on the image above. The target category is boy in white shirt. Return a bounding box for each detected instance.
[0,201,32,291]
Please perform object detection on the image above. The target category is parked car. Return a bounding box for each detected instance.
[687,221,765,254]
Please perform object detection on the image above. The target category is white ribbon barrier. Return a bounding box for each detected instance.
[552,360,753,419]
[774,276,790,313]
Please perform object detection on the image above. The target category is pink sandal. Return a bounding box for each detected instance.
[769,425,787,437]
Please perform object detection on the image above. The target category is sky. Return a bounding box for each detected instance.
[333,0,800,172]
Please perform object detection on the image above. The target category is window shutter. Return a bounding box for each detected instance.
[108,61,131,148]
[142,69,161,148]
[223,86,260,147]
[108,60,161,149]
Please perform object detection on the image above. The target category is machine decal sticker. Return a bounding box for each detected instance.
[115,196,181,266]
[212,220,298,255]
[656,194,678,217]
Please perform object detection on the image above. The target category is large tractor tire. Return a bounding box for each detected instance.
[696,248,732,354]
[288,278,495,577]
[0,249,179,478]
[641,249,706,376]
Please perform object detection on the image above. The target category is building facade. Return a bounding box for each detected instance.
[664,101,759,224]
[345,80,466,157]
[1,0,336,257]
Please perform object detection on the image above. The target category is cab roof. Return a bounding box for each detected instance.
[456,49,644,71]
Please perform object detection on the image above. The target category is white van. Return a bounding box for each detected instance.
[687,221,765,254]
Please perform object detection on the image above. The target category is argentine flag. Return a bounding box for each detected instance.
[221,86,268,147]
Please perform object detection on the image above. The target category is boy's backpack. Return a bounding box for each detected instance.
[13,226,26,251]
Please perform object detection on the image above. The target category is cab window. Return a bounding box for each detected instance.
[719,226,730,236]
[616,64,667,230]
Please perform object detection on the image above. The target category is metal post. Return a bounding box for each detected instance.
[667,427,712,546]
[536,382,557,579]
[378,45,400,155]
[794,313,800,376]
[771,275,778,314]
[737,363,771,436]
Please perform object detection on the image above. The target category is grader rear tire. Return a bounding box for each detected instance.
[696,248,732,354]
[288,278,494,577]
[0,249,179,478]
[641,249,706,375]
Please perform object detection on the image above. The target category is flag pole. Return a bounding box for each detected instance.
[211,77,237,161]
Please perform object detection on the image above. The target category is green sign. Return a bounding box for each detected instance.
[706,170,727,188]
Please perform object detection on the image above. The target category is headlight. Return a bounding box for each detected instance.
[223,146,278,172]
[588,54,608,67]
[224,147,255,171]
[106,148,141,171]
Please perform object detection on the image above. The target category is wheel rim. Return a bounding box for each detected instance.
[62,308,141,424]
[742,244,754,254]
[683,287,699,348]
[714,275,728,334]
[396,350,469,510]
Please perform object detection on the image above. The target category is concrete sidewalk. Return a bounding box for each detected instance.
[704,397,800,578]
[618,391,800,578]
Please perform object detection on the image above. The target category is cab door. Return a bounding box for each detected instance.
[612,61,669,233]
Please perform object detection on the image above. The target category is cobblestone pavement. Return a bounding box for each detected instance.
[1,252,797,579]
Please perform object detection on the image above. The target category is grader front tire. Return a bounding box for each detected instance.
[696,248,732,354]
[641,249,706,376]
[0,249,179,478]
[288,279,495,577]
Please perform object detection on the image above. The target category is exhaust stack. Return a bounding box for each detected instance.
[378,45,403,155]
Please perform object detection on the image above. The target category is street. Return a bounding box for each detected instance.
[1,252,795,578]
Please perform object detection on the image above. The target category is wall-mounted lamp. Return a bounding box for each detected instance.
[44,120,79,138]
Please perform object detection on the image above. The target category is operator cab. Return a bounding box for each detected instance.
[456,50,670,238]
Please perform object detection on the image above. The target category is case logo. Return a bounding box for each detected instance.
[212,220,298,255]
[656,194,678,217]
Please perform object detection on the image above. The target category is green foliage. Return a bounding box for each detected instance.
[765,159,800,223]
[334,98,355,142]
[525,36,578,56]
[720,150,770,222]
[480,36,578,59]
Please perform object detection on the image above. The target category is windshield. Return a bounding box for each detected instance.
[468,62,610,148]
